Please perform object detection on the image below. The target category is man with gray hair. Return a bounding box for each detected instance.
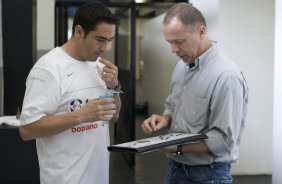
[142,3,248,183]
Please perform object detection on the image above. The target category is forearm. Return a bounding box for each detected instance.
[161,114,209,153]
[19,111,81,141]
[181,140,210,153]
[163,140,210,154]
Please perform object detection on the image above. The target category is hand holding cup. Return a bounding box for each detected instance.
[99,90,115,120]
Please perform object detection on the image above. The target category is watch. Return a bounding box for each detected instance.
[108,82,122,93]
[173,145,182,156]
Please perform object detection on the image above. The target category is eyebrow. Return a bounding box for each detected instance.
[96,36,115,41]
[166,39,185,43]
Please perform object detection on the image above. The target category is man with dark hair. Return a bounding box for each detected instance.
[19,1,121,183]
[142,3,248,183]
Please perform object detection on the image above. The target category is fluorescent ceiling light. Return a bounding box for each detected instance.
[135,0,147,3]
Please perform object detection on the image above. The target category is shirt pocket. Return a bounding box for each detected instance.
[185,95,210,127]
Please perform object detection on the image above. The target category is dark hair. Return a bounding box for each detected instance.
[72,1,120,37]
[163,3,206,30]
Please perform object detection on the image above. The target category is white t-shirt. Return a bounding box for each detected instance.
[20,47,110,184]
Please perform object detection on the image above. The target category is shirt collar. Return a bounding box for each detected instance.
[196,41,219,69]
[184,41,219,70]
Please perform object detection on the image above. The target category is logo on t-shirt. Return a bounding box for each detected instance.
[69,99,83,112]
[94,64,102,78]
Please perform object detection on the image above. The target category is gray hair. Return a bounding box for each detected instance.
[163,3,206,30]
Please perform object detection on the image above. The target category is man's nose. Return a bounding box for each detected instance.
[99,41,110,52]
[171,44,179,53]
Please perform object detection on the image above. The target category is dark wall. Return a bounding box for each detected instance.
[0,126,39,184]
[2,0,36,115]
[1,1,39,183]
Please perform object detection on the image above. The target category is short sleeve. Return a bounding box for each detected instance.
[20,68,60,125]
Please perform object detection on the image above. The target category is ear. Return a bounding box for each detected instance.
[198,25,206,40]
[74,25,84,38]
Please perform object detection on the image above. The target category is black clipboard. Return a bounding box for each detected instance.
[108,132,208,154]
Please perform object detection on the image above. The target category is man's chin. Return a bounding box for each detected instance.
[180,56,192,64]
[180,57,188,63]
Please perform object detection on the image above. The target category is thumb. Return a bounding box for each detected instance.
[156,121,165,130]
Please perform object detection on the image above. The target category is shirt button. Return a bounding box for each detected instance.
[183,86,186,90]
[175,125,177,128]
[192,111,195,114]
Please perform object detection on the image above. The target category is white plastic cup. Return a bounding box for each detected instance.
[99,90,114,120]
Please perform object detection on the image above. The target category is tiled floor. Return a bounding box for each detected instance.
[109,114,272,184]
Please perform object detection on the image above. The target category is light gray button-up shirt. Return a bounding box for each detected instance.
[164,44,249,165]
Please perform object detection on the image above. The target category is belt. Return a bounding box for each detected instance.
[171,159,231,169]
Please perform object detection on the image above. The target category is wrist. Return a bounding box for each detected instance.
[172,145,182,156]
[107,82,122,93]
[163,114,172,128]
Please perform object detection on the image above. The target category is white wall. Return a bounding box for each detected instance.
[190,0,219,41]
[37,0,54,50]
[142,0,275,175]
[218,0,274,175]
[273,0,282,183]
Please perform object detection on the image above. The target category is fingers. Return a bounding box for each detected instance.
[79,98,116,122]
[99,58,117,70]
[102,71,117,84]
[141,122,153,135]
[97,103,116,122]
[99,58,119,89]
[141,114,162,134]
[99,58,118,77]
[102,67,117,78]
[95,98,116,112]
[97,109,116,121]
[99,97,115,105]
